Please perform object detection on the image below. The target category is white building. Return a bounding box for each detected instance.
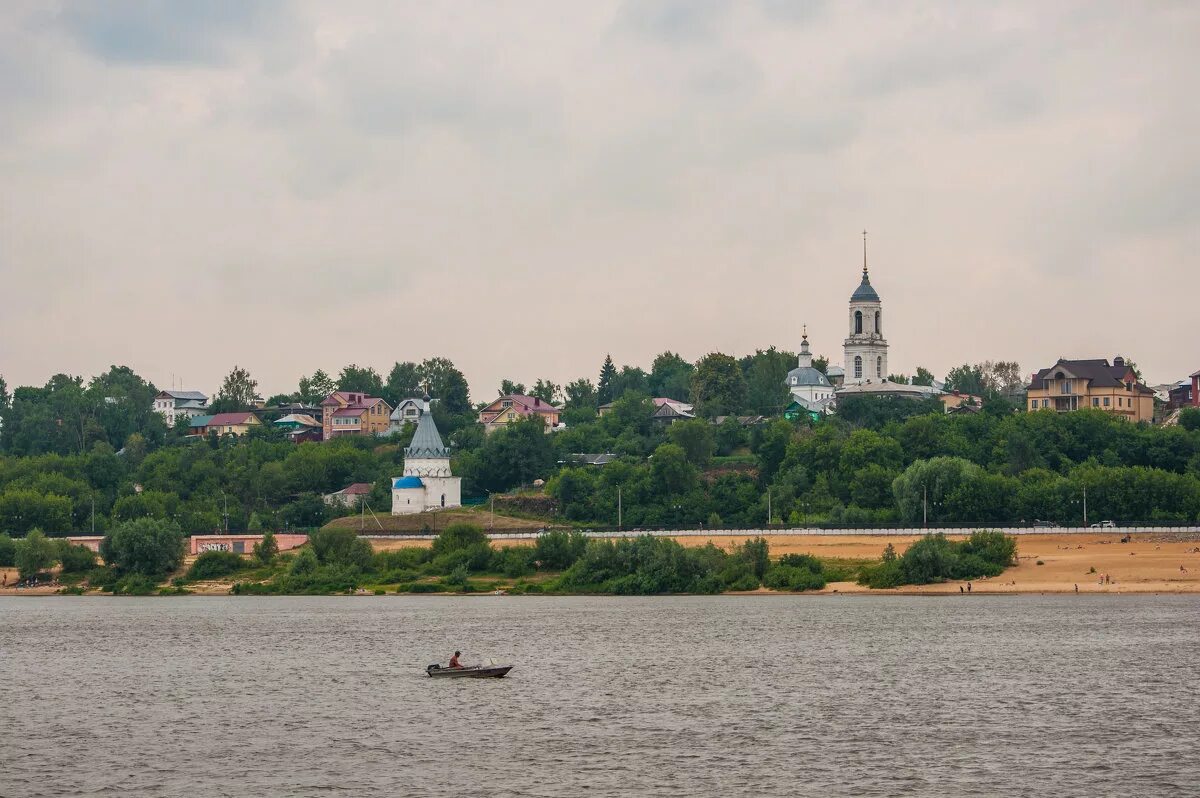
[784,328,834,414]
[152,390,209,427]
[843,239,888,384]
[389,398,424,434]
[392,397,462,515]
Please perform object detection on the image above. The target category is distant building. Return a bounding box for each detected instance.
[389,398,424,434]
[324,483,374,508]
[478,394,560,434]
[650,398,696,424]
[274,413,323,442]
[940,392,984,413]
[1025,357,1154,421]
[201,412,262,436]
[844,236,888,385]
[188,415,213,436]
[784,328,834,416]
[152,390,209,427]
[560,453,619,466]
[392,396,462,515]
[321,391,392,440]
[1191,369,1200,408]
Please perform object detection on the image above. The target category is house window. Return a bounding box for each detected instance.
[1030,401,1037,410]
[875,311,881,335]
[1060,380,1071,395]
[1042,399,1049,408]
[876,357,882,378]
[1103,397,1110,407]
[854,311,863,334]
[1093,398,1099,407]
[854,356,863,379]
[501,400,513,408]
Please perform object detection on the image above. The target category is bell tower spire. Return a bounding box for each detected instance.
[862,229,868,276]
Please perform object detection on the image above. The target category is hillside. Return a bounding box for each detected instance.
[323,505,548,534]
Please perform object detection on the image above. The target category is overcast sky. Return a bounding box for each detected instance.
[2,1,1197,401]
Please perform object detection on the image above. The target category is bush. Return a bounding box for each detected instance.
[763,564,826,592]
[374,547,429,572]
[187,550,247,580]
[55,541,97,574]
[533,531,587,570]
[777,553,824,574]
[492,545,536,578]
[432,524,489,556]
[857,532,1018,588]
[111,573,159,595]
[308,528,373,569]
[405,582,447,593]
[555,536,722,595]
[101,519,185,577]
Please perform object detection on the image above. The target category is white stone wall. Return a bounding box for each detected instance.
[391,487,426,515]
[420,476,462,511]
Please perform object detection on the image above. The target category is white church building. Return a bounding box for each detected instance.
[391,397,462,515]
[785,328,835,414]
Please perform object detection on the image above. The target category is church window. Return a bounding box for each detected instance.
[875,311,881,335]
[441,494,446,507]
[854,311,863,334]
[876,357,882,378]
[854,356,863,379]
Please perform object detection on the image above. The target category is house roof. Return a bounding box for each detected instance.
[1191,369,1200,378]
[332,407,367,418]
[336,483,373,495]
[189,415,213,428]
[393,476,424,489]
[836,381,944,399]
[483,394,559,414]
[176,399,208,410]
[275,414,321,428]
[207,412,258,426]
[1029,358,1152,393]
[651,402,695,420]
[406,402,450,459]
[563,453,618,466]
[160,390,208,401]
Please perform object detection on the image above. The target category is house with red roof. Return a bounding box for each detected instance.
[477,394,561,434]
[196,412,262,437]
[324,482,374,508]
[321,391,393,440]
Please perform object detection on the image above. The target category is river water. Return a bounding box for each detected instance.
[1,595,1197,797]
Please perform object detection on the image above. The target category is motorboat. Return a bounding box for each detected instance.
[426,662,513,678]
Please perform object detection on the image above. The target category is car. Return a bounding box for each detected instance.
[1090,520,1117,529]
[1032,519,1059,528]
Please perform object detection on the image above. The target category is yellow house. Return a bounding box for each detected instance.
[202,412,262,436]
[1026,357,1154,422]
[321,391,393,440]
[478,394,561,434]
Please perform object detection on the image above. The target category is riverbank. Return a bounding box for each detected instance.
[4,533,1198,596]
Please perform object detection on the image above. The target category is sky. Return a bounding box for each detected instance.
[1,0,1198,401]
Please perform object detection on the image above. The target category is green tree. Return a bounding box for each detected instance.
[597,355,618,405]
[418,358,471,414]
[337,364,384,396]
[531,379,560,404]
[668,420,715,467]
[210,366,259,413]
[651,443,697,496]
[742,348,793,415]
[253,530,280,564]
[55,539,97,573]
[912,366,936,387]
[499,380,526,396]
[298,369,337,404]
[611,366,650,400]
[308,527,373,569]
[100,518,186,577]
[944,364,987,396]
[15,529,58,578]
[383,362,422,406]
[0,533,15,567]
[892,457,982,524]
[691,353,748,417]
[474,416,556,492]
[0,489,74,534]
[649,352,693,401]
[564,378,597,410]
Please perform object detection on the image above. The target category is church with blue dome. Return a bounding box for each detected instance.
[391,395,462,515]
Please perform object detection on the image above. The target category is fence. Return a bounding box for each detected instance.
[359,525,1200,542]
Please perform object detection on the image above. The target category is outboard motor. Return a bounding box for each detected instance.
[426,664,441,676]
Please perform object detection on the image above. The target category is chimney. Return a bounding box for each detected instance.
[1113,356,1125,368]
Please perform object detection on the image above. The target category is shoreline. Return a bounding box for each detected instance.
[3,532,1198,597]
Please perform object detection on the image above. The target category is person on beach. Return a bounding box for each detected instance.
[1074,584,1078,593]
[449,651,464,669]
[967,582,972,593]
[960,585,964,593]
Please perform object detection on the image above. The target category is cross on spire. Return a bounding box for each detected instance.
[862,229,868,275]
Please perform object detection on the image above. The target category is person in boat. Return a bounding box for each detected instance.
[448,651,464,669]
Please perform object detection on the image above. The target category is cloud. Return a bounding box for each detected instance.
[0,0,1197,399]
[56,0,285,65]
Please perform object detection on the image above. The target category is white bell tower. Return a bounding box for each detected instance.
[843,231,888,384]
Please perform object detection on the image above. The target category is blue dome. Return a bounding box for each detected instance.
[393,476,424,489]
[851,273,880,302]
